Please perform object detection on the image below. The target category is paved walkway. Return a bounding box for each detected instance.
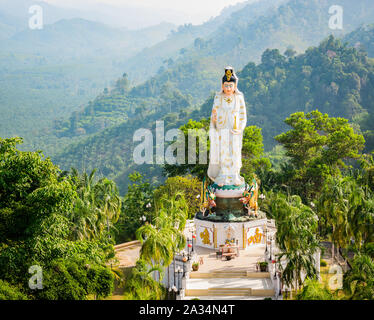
[191,244,266,273]
[114,242,141,268]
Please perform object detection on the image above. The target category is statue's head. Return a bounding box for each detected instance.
[222,66,238,95]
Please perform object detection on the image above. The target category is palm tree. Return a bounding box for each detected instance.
[279,246,318,297]
[318,176,350,261]
[136,192,188,285]
[275,195,318,252]
[155,192,188,251]
[348,189,374,251]
[94,178,122,236]
[136,223,174,269]
[319,176,372,263]
[67,168,121,240]
[68,168,99,240]
[271,193,320,297]
[123,259,165,300]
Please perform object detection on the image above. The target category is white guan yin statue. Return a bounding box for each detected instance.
[208,66,247,188]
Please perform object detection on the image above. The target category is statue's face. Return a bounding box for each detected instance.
[222,82,236,95]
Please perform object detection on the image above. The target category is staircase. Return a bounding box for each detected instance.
[189,270,271,279]
[184,271,275,300]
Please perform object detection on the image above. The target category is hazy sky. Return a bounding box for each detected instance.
[44,0,249,25]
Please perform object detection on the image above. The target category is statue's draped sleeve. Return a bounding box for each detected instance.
[208,94,221,182]
[238,94,247,131]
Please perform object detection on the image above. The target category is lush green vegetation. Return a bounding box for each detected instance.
[2,1,374,301]
[1,0,277,158]
[0,137,118,300]
[2,100,374,300]
[258,111,374,299]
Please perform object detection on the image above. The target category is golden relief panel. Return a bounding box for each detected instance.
[200,228,211,245]
[247,228,263,246]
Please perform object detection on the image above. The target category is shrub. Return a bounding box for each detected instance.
[320,259,327,267]
[33,258,114,300]
[0,280,28,300]
[296,279,336,300]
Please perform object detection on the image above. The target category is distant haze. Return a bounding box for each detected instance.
[43,0,252,28]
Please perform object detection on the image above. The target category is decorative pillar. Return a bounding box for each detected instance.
[214,224,217,249]
[315,249,321,280]
[242,224,246,249]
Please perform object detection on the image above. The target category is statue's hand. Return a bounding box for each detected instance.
[230,129,241,135]
[212,109,217,123]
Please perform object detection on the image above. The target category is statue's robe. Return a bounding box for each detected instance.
[208,92,247,186]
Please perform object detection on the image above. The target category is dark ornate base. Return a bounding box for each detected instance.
[196,195,265,222]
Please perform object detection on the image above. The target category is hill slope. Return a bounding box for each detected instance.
[0,17,175,154]
[52,35,374,194]
[55,0,374,142]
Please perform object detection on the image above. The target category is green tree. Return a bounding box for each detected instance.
[34,258,114,300]
[163,119,210,180]
[94,177,122,237]
[154,175,201,219]
[275,110,365,200]
[115,172,154,243]
[136,192,188,282]
[136,223,174,270]
[67,168,121,240]
[318,176,374,260]
[0,137,115,300]
[241,125,271,181]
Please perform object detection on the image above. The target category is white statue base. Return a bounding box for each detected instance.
[194,215,273,250]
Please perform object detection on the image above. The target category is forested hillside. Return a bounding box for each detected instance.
[122,0,286,84]
[49,0,286,140]
[0,14,175,154]
[55,0,374,144]
[343,24,374,152]
[217,35,374,150]
[0,0,260,156]
[52,35,374,194]
[344,23,374,61]
[124,0,374,98]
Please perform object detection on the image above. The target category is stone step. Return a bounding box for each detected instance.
[183,295,272,300]
[189,271,270,279]
[185,288,275,297]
